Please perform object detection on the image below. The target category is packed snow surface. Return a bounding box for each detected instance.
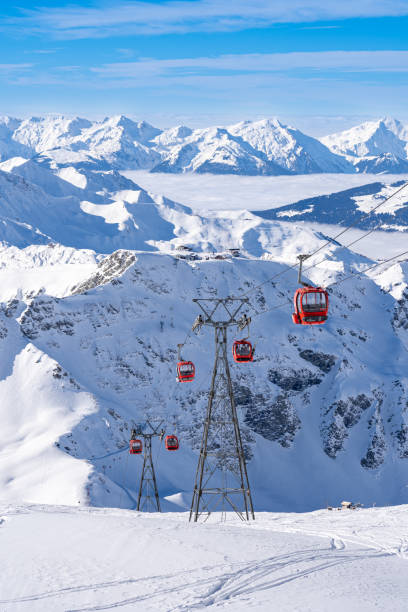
[0,503,408,611]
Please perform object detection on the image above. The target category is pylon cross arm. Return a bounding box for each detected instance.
[192,297,250,327]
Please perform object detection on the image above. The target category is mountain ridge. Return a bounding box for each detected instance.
[1,114,407,175]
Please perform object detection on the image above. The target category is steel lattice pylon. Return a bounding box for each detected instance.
[189,298,255,522]
[132,420,164,512]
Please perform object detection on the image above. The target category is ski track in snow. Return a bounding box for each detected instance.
[0,544,389,612]
[1,505,408,611]
[64,550,381,612]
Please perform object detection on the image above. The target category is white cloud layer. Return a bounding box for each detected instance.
[14,0,408,39]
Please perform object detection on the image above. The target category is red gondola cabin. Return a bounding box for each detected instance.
[292,287,329,325]
[232,340,254,363]
[177,361,195,382]
[129,439,143,454]
[165,435,179,451]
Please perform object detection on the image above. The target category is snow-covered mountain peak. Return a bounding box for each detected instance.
[229,117,353,174]
[1,113,408,176]
[13,115,93,152]
[0,116,21,132]
[153,125,193,148]
[231,117,284,131]
[321,117,408,161]
[151,123,288,175]
[379,116,408,138]
[100,115,162,143]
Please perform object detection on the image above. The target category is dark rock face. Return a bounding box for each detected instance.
[20,297,75,339]
[392,290,408,332]
[244,392,301,448]
[395,424,408,458]
[268,367,322,391]
[298,349,336,373]
[361,432,386,469]
[71,250,136,295]
[3,299,19,318]
[322,394,372,458]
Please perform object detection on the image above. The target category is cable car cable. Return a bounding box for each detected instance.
[302,223,390,279]
[249,248,408,320]
[295,180,408,262]
[239,180,408,299]
[326,249,408,291]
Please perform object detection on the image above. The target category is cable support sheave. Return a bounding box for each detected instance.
[250,247,408,320]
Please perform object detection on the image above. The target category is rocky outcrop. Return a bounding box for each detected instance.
[71,250,136,295]
[268,367,322,391]
[322,394,372,458]
[298,349,336,373]
[243,390,301,448]
[361,404,386,469]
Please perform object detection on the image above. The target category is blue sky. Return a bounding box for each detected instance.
[1,0,408,134]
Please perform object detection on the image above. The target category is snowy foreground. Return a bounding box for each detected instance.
[1,504,408,611]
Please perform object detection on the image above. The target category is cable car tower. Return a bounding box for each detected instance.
[189,297,255,522]
[131,420,164,512]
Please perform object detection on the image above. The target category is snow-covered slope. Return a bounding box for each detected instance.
[1,234,408,511]
[354,153,408,174]
[322,118,408,174]
[254,180,408,231]
[229,118,354,174]
[1,503,407,611]
[0,153,408,514]
[0,161,199,251]
[1,113,408,175]
[66,115,162,170]
[0,116,31,161]
[12,115,93,152]
[151,126,289,175]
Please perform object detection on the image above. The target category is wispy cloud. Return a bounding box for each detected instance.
[0,63,33,72]
[7,50,408,92]
[11,0,408,39]
[91,51,408,80]
[116,48,135,58]
[28,48,61,55]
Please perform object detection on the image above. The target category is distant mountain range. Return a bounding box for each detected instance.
[0,114,408,175]
[253,180,408,231]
